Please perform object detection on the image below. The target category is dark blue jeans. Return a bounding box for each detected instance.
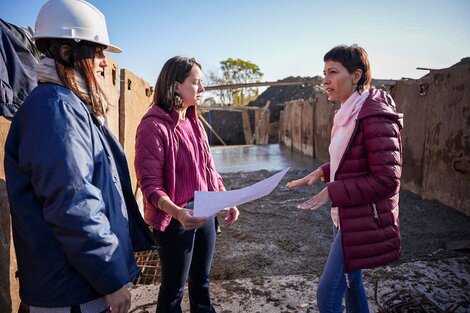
[317,228,369,313]
[154,216,217,313]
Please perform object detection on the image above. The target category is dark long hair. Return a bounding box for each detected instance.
[153,56,201,112]
[323,44,371,94]
[36,38,107,116]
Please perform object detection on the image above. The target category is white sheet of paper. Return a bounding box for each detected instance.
[194,167,289,217]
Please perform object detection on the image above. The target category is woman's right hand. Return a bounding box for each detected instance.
[175,208,208,230]
[105,285,131,313]
[286,168,324,190]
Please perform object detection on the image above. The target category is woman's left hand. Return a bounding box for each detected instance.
[298,187,330,210]
[224,207,239,226]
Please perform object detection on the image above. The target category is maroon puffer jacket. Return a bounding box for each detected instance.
[321,88,403,273]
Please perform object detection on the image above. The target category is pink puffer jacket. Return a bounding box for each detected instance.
[321,88,403,273]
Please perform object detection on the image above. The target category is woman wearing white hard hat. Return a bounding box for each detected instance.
[4,1,155,312]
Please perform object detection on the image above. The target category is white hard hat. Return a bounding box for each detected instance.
[33,0,121,53]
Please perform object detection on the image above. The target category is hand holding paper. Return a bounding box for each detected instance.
[194,168,289,217]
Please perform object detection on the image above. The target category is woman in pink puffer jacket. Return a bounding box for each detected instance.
[287,44,403,312]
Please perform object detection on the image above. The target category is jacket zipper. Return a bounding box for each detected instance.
[335,120,360,229]
[371,202,382,229]
[372,202,379,220]
[344,273,351,289]
[336,120,360,287]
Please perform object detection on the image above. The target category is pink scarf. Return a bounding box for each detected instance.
[329,91,369,227]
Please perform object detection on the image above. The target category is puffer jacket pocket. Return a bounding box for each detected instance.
[370,202,381,227]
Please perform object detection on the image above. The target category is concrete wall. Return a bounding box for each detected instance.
[279,104,292,148]
[0,118,19,313]
[103,57,120,137]
[279,94,337,161]
[392,80,426,195]
[301,100,315,157]
[313,93,338,161]
[200,107,275,146]
[279,60,470,215]
[393,61,470,213]
[201,110,246,145]
[119,69,153,191]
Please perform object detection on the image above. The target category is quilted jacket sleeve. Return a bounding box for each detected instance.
[320,163,331,182]
[327,116,402,207]
[135,119,168,206]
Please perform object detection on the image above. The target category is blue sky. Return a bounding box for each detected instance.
[2,0,469,87]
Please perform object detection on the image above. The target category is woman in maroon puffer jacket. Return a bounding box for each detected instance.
[287,44,403,312]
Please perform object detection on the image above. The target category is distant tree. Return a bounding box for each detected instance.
[207,58,263,106]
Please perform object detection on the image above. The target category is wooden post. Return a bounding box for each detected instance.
[241,111,253,145]
[260,110,270,144]
[198,114,227,146]
[282,101,292,149]
[253,101,271,145]
[301,100,314,156]
[279,111,284,144]
[292,100,302,152]
[253,110,260,144]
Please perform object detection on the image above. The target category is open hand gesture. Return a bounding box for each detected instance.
[297,187,330,210]
[286,168,324,190]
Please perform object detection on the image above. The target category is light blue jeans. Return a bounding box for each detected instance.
[317,228,370,313]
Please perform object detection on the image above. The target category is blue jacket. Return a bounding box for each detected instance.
[4,83,155,307]
[0,19,38,119]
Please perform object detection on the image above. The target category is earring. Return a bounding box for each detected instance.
[174,93,184,108]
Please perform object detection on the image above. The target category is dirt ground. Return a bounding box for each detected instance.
[130,166,470,312]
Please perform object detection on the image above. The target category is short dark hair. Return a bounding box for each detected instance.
[153,56,201,112]
[323,44,371,93]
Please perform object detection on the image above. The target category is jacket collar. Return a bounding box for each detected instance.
[142,105,197,128]
[358,88,403,129]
